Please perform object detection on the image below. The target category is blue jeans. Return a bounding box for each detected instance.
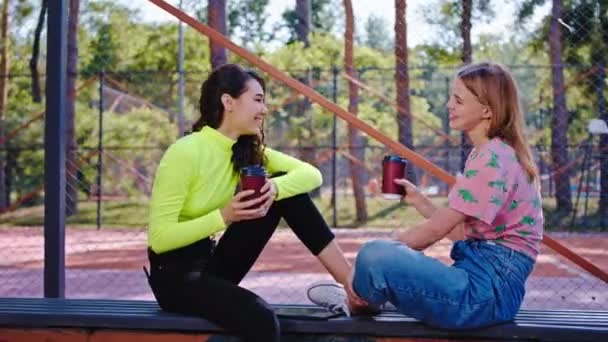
[352,239,534,329]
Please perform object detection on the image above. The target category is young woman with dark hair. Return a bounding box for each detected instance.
[145,64,365,341]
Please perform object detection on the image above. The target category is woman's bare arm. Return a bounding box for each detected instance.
[396,207,467,250]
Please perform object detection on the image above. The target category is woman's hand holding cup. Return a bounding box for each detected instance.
[393,178,422,204]
[257,179,277,214]
[220,190,268,224]
[220,178,277,225]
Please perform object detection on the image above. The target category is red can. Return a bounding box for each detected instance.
[240,165,267,208]
[382,155,407,199]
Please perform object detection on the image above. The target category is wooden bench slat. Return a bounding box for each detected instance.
[0,297,606,341]
[4,298,608,317]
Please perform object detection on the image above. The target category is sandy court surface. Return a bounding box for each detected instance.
[2,227,607,275]
[1,227,607,309]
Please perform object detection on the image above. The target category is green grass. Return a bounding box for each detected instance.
[541,196,607,231]
[314,196,446,228]
[0,196,605,231]
[0,199,149,228]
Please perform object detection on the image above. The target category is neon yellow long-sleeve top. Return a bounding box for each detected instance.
[148,126,323,253]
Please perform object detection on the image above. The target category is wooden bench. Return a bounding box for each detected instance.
[0,297,606,341]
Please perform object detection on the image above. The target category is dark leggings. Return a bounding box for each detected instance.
[146,193,335,342]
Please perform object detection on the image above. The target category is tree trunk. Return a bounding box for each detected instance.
[460,0,472,64]
[343,0,367,223]
[208,0,227,69]
[65,0,80,216]
[0,0,10,210]
[395,0,413,155]
[598,65,608,227]
[29,0,47,103]
[295,0,311,47]
[294,0,318,196]
[5,146,14,207]
[597,1,608,227]
[549,0,572,213]
[459,0,473,170]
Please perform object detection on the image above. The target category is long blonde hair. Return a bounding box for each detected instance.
[457,62,538,181]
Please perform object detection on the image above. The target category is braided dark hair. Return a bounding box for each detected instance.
[193,64,266,173]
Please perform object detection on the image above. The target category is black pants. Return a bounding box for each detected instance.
[146,193,335,342]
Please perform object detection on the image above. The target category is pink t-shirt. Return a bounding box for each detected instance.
[448,138,543,260]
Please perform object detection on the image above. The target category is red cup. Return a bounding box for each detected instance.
[382,155,407,200]
[240,165,267,208]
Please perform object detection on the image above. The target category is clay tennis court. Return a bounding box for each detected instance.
[1,227,606,310]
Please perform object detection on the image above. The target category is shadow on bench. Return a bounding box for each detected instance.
[0,297,606,341]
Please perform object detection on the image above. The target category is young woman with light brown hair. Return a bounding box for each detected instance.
[310,62,543,329]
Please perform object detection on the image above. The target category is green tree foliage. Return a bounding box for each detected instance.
[516,0,608,144]
[419,0,494,63]
[82,23,117,77]
[363,14,392,52]
[228,0,274,49]
[282,0,337,44]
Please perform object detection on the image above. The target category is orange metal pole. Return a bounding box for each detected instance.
[342,73,458,145]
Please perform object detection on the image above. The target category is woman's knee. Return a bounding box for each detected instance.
[351,240,398,303]
[356,240,408,271]
[354,240,424,287]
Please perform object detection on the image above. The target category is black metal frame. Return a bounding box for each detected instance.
[44,0,68,298]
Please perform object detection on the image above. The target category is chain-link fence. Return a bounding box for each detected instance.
[1,62,606,310]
